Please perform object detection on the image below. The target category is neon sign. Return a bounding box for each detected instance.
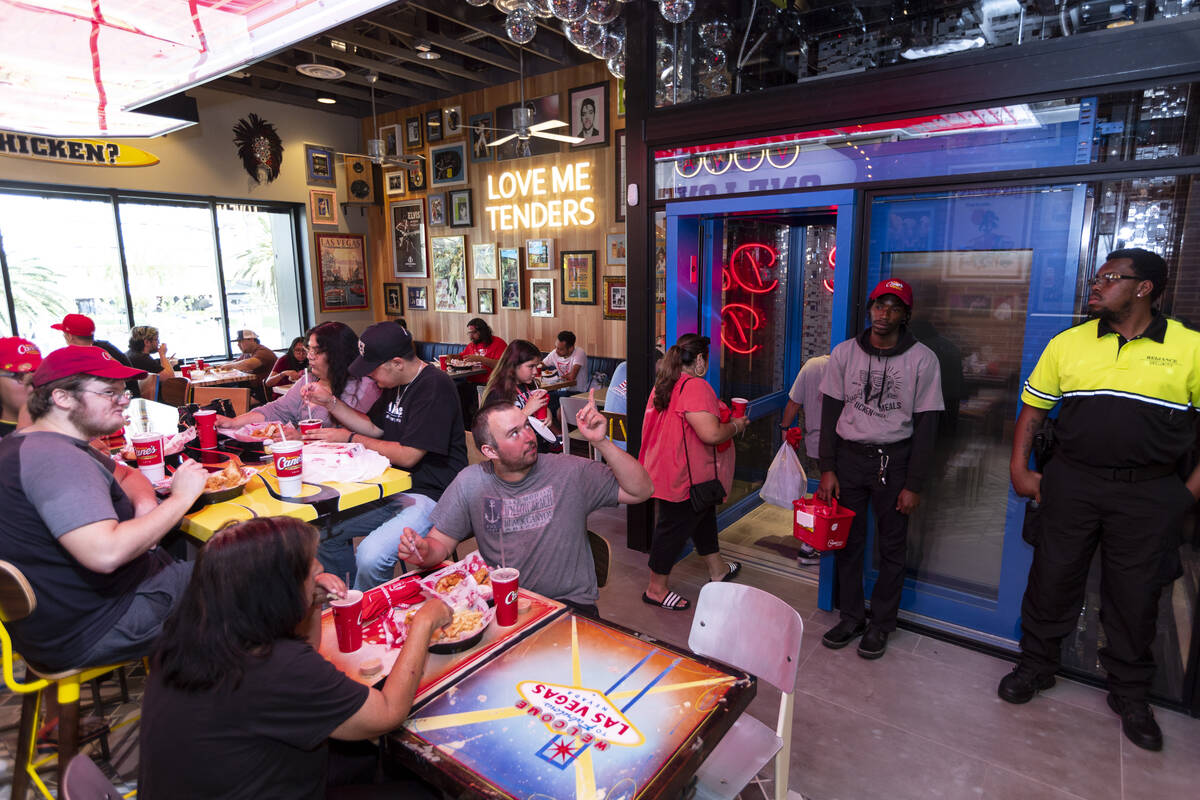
[484,160,596,230]
[824,246,836,294]
[721,303,763,354]
[728,243,779,294]
[720,241,780,354]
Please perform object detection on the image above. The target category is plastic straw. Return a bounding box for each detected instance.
[304,368,312,420]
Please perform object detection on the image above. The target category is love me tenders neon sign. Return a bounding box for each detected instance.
[484,160,597,231]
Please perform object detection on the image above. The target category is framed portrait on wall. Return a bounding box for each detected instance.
[379,126,400,158]
[431,235,467,313]
[308,189,338,226]
[476,287,495,315]
[499,246,521,309]
[495,94,561,161]
[385,170,407,196]
[314,234,367,312]
[449,188,473,228]
[606,233,627,266]
[468,112,493,163]
[444,105,464,137]
[568,81,609,150]
[407,285,428,310]
[530,278,554,318]
[304,144,336,187]
[526,237,553,270]
[426,108,443,143]
[472,242,497,279]
[404,116,423,151]
[389,200,427,278]
[430,142,468,187]
[560,250,597,305]
[384,282,403,315]
[602,275,627,320]
[427,192,446,227]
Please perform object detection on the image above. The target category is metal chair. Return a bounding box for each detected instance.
[687,582,804,800]
[0,561,135,799]
[61,753,122,800]
[559,395,591,457]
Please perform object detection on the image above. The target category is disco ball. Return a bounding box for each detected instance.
[505,8,538,44]
[585,0,620,25]
[529,0,554,17]
[550,0,588,22]
[659,0,695,24]
[465,0,489,6]
[699,18,733,48]
[590,32,623,60]
[607,50,625,79]
[565,18,603,49]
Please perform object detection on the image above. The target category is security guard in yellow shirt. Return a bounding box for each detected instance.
[1000,248,1200,752]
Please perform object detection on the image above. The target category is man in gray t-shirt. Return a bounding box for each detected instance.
[398,396,653,613]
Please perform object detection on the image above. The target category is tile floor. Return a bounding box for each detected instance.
[2,505,1197,799]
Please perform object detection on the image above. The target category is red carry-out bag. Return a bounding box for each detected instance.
[793,496,855,551]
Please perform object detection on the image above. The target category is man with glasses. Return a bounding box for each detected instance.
[1000,248,1200,752]
[0,346,207,671]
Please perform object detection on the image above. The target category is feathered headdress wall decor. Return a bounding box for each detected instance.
[232,114,284,183]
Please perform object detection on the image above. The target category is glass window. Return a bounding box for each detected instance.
[0,192,127,351]
[216,204,304,352]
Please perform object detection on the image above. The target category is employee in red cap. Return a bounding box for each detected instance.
[0,337,42,436]
[52,313,141,397]
[815,277,943,659]
[0,346,207,672]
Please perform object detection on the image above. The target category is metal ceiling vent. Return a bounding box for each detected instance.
[296,63,347,80]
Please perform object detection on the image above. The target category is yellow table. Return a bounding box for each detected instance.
[178,466,412,544]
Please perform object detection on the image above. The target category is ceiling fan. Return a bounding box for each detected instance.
[486,49,584,153]
[336,73,423,173]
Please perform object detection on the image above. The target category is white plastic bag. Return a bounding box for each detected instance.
[760,443,807,509]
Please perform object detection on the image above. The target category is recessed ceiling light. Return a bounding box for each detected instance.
[297,63,346,80]
[317,96,336,104]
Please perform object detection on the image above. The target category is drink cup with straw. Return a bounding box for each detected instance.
[304,368,313,421]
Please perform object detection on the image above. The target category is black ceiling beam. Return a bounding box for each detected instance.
[246,64,376,104]
[404,1,565,65]
[364,16,521,73]
[295,41,455,92]
[210,79,366,117]
[329,26,486,84]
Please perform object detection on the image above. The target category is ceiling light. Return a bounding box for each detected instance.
[317,96,337,104]
[296,63,347,79]
[415,39,441,60]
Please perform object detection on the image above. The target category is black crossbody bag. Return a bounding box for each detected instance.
[679,377,726,512]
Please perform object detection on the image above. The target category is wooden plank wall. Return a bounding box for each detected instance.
[360,61,627,360]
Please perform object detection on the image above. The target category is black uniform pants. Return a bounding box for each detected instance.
[833,440,911,632]
[1019,457,1190,700]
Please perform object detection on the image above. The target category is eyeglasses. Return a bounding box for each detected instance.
[79,388,132,403]
[1088,272,1142,287]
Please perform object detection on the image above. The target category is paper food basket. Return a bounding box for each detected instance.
[793,496,854,551]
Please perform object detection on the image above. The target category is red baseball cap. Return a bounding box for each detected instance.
[868,278,914,309]
[50,313,96,337]
[0,337,41,373]
[32,345,146,387]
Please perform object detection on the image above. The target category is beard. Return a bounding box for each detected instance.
[68,400,121,440]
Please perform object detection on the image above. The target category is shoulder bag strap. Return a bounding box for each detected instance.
[676,377,722,484]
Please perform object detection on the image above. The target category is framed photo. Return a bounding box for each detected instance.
[526,238,553,270]
[379,125,400,158]
[568,81,609,150]
[430,142,468,187]
[444,105,464,137]
[500,246,522,309]
[468,112,493,163]
[426,108,443,143]
[602,275,627,320]
[304,144,335,187]
[384,282,403,315]
[404,116,423,151]
[530,278,555,318]
[615,129,626,222]
[385,170,407,196]
[476,287,495,315]
[343,156,374,203]
[431,235,467,313]
[560,250,597,305]
[606,233,627,266]
[314,233,367,312]
[308,189,338,226]
[449,188,473,228]
[472,243,498,279]
[495,94,561,161]
[389,200,427,278]
[407,285,428,310]
[406,158,426,194]
[427,193,446,226]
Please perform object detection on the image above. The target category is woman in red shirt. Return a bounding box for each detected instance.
[638,334,748,610]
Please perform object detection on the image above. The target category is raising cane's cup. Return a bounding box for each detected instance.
[193,409,218,450]
[330,589,364,653]
[491,567,520,627]
[272,440,304,496]
[195,358,206,371]
[180,364,194,379]
[731,397,748,418]
[131,433,165,482]
[298,418,321,435]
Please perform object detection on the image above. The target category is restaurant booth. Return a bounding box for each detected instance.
[619,4,1200,715]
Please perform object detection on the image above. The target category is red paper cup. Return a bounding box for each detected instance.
[196,358,206,370]
[272,440,303,496]
[130,433,165,482]
[731,397,748,418]
[180,364,194,379]
[491,567,520,626]
[193,409,218,449]
[438,355,449,370]
[299,418,321,435]
[534,404,549,421]
[330,589,364,653]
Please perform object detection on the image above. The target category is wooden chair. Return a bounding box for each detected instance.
[137,372,159,402]
[61,753,122,800]
[464,431,488,466]
[192,385,251,415]
[0,561,134,799]
[586,530,610,588]
[158,376,189,407]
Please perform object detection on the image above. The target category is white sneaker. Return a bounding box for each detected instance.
[796,544,821,566]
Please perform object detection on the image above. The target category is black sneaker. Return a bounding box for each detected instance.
[1107,693,1163,751]
[857,626,888,659]
[821,619,867,649]
[997,663,1056,704]
[796,543,821,566]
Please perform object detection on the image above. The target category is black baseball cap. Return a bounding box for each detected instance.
[349,321,415,378]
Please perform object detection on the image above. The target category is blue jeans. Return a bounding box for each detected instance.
[319,492,437,591]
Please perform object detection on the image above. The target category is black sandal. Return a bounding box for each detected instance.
[642,591,691,611]
[719,561,742,582]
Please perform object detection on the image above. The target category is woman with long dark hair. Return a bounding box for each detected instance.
[482,338,556,450]
[265,336,310,390]
[139,516,450,799]
[219,321,379,428]
[638,334,748,610]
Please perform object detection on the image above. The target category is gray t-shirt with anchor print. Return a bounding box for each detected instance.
[429,454,619,607]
